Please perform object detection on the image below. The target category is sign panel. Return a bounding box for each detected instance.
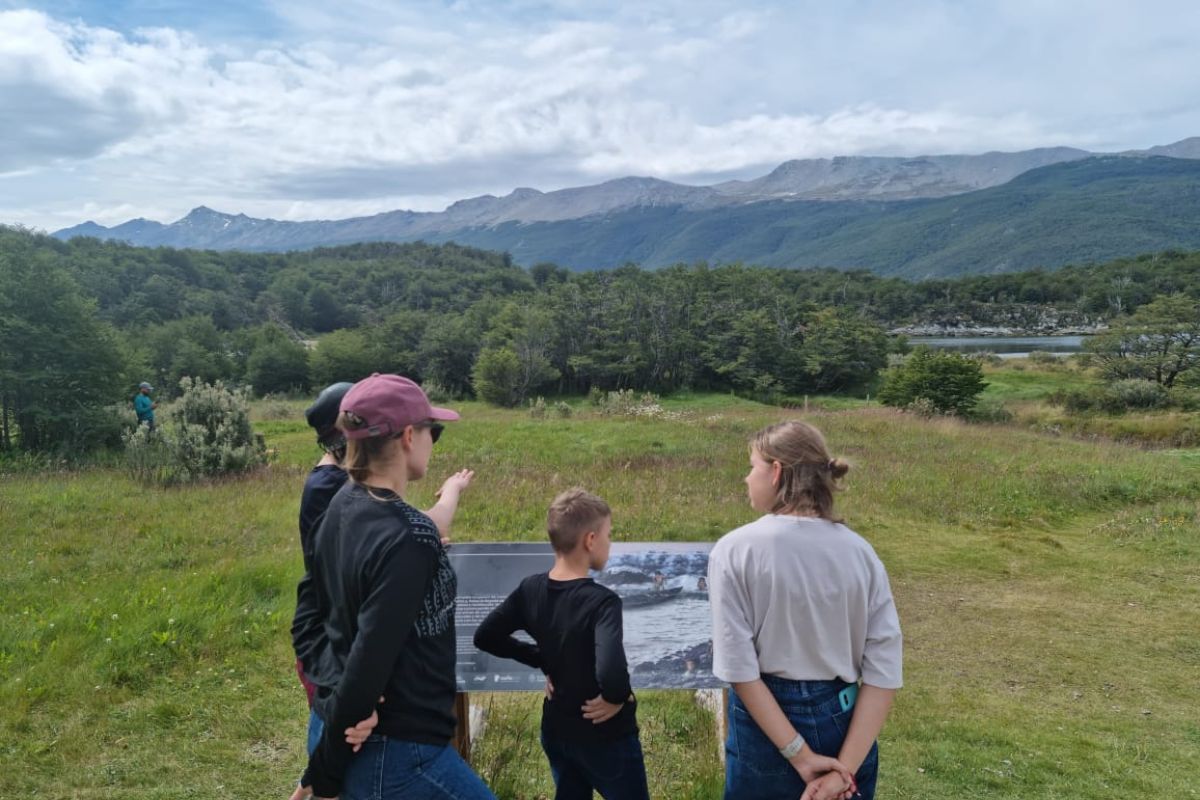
[450,542,720,690]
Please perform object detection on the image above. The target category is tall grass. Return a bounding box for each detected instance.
[2,395,1198,798]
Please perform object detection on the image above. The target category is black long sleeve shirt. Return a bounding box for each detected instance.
[474,573,637,743]
[301,482,458,798]
[291,464,347,681]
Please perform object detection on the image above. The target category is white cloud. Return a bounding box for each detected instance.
[2,1,1200,231]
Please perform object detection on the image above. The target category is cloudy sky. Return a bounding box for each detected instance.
[3,0,1199,231]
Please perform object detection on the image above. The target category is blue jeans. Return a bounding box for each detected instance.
[540,731,650,800]
[724,677,879,800]
[341,736,496,800]
[306,709,324,756]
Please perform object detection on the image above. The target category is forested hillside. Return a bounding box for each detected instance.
[4,225,1200,451]
[426,157,1200,276]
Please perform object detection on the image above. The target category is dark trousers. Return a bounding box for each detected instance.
[540,731,651,800]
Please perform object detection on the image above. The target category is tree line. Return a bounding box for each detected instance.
[4,224,1200,453]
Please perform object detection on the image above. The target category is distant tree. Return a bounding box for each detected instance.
[305,285,350,332]
[309,328,379,387]
[1085,294,1200,387]
[472,347,523,407]
[418,312,485,396]
[878,347,987,416]
[0,247,127,452]
[142,316,234,394]
[791,308,891,393]
[245,326,310,395]
[373,310,428,378]
[484,303,560,401]
[530,262,569,287]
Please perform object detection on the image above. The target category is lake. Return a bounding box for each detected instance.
[909,335,1088,358]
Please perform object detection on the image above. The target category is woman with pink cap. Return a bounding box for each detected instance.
[293,374,492,800]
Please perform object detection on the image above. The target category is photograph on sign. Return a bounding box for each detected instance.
[450,542,719,691]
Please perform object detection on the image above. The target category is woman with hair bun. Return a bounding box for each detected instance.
[708,421,903,800]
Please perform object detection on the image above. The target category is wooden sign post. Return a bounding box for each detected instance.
[453,692,472,762]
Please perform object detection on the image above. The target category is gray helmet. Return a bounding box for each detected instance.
[305,382,354,448]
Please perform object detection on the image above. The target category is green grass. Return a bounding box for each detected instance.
[980,360,1095,402]
[980,359,1200,448]
[3,394,1199,798]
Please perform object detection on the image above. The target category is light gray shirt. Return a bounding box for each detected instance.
[708,514,903,689]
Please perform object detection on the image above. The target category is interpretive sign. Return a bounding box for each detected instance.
[450,542,720,690]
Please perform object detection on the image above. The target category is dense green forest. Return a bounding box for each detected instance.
[3,224,1200,451]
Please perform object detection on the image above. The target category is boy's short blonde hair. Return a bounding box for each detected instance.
[547,488,611,553]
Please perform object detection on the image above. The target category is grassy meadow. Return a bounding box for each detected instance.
[2,377,1199,799]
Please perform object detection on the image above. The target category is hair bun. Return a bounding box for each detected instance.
[828,458,850,479]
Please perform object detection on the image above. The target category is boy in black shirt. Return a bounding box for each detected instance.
[474,489,650,800]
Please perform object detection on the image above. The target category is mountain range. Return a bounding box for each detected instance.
[53,138,1200,277]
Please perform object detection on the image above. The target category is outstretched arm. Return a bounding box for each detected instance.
[424,469,474,541]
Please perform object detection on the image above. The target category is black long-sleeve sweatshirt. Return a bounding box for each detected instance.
[301,482,458,798]
[474,572,638,743]
[291,464,347,681]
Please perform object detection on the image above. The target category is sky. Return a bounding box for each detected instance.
[2,0,1200,231]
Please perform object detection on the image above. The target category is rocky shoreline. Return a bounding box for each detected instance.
[887,303,1109,337]
[890,324,1106,337]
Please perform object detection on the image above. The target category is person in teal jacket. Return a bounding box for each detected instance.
[134,382,157,431]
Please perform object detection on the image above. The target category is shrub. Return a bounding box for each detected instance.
[1027,351,1063,367]
[1099,379,1168,413]
[1048,388,1097,414]
[70,402,141,453]
[969,397,1015,424]
[421,380,458,404]
[877,348,987,416]
[257,394,294,421]
[597,389,661,416]
[472,347,523,407]
[967,351,1004,366]
[904,397,941,418]
[553,401,573,419]
[528,396,547,419]
[586,386,605,407]
[124,378,267,486]
[747,375,784,407]
[1168,386,1200,411]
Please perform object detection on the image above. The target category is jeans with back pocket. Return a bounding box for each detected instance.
[724,676,879,800]
[340,735,497,800]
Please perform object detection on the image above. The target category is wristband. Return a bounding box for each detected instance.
[778,733,806,760]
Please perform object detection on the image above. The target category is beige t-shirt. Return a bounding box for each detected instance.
[707,514,903,689]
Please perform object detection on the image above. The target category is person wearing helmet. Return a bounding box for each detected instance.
[295,373,485,800]
[291,378,476,785]
[293,382,356,755]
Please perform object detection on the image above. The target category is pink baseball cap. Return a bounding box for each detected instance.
[338,373,459,440]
